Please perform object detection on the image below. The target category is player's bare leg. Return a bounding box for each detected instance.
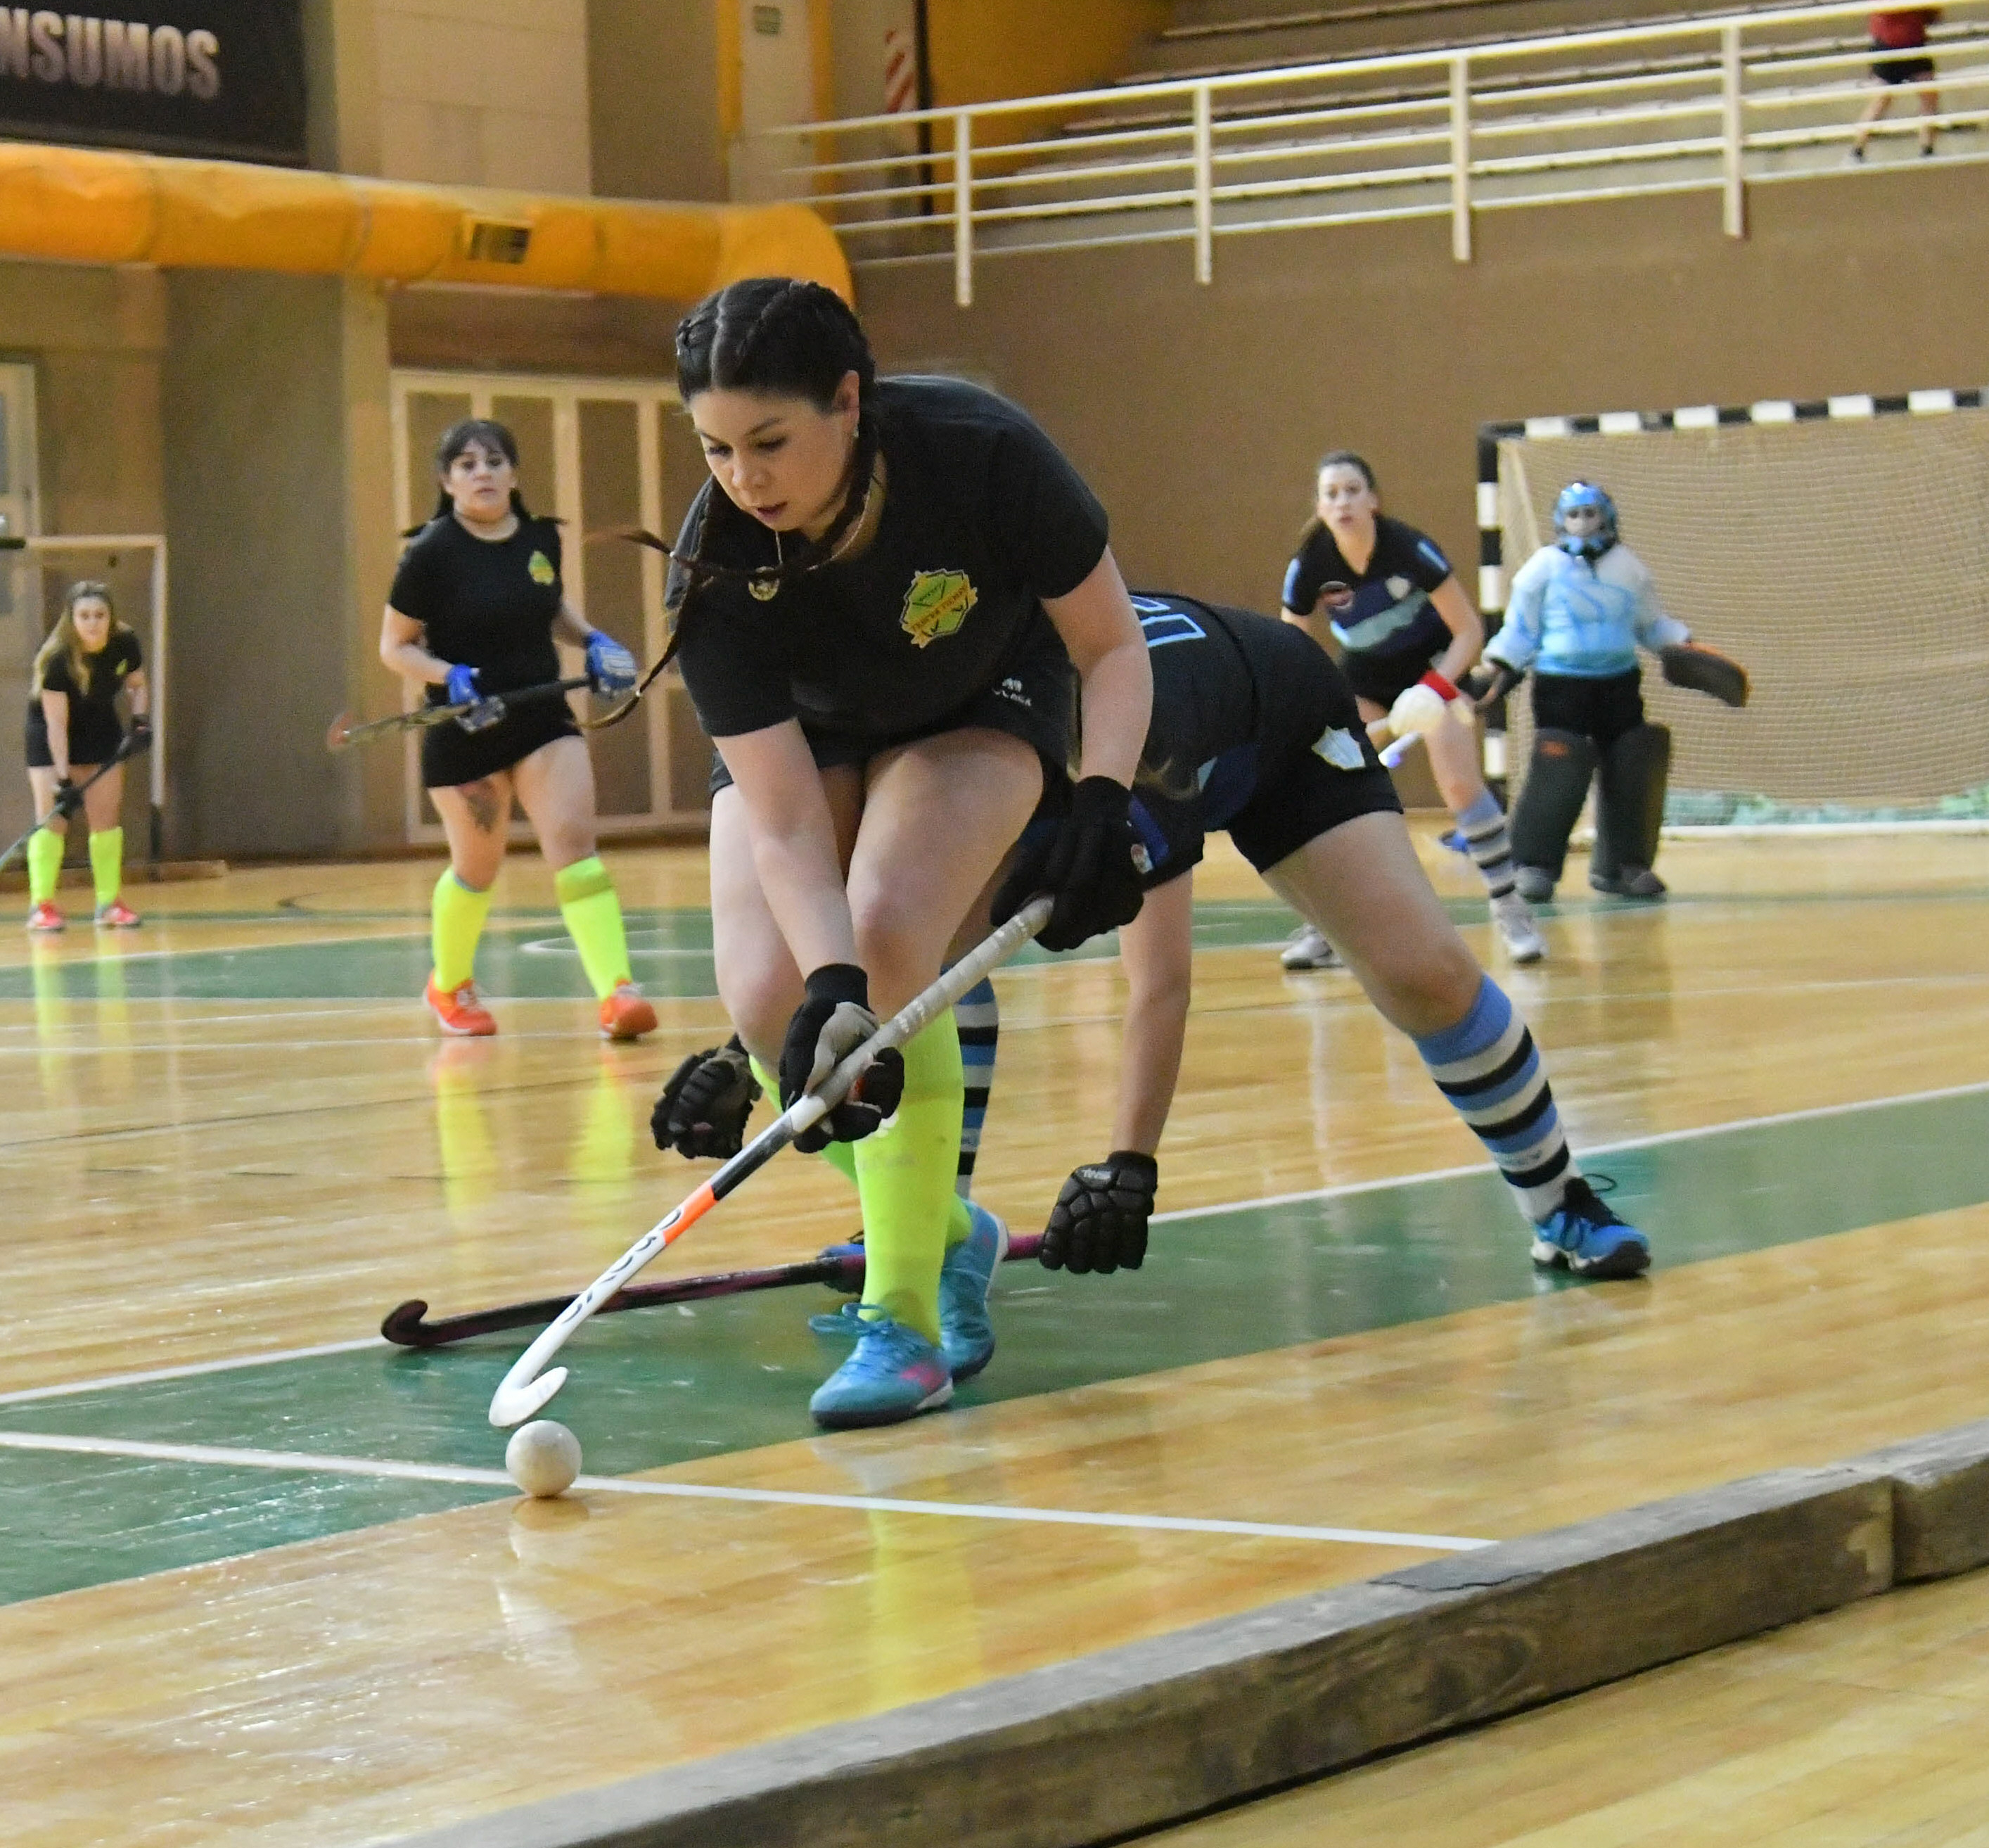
[1266,810,1647,1277]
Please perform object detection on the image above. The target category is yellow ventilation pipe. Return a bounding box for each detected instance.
[0,139,850,301]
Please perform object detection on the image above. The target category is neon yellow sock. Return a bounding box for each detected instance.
[87,827,123,909]
[554,856,632,1001]
[750,1048,972,1247]
[431,869,493,990]
[27,828,63,907]
[852,1011,964,1342]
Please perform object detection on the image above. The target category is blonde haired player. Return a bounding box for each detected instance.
[23,581,148,932]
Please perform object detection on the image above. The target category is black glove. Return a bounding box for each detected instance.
[1461,661,1523,708]
[991,775,1145,954]
[1042,1150,1158,1274]
[124,717,153,756]
[51,777,82,818]
[651,1036,761,1159]
[778,964,905,1154]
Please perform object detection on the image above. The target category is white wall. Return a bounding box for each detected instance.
[376,0,591,194]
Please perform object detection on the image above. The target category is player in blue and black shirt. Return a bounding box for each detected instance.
[1282,452,1543,967]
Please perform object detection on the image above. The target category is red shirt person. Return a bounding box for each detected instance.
[1854,9,1941,158]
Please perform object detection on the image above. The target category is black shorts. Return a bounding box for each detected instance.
[1341,644,1445,711]
[1874,50,1935,84]
[1224,668,1403,875]
[708,628,1073,798]
[420,697,581,789]
[1529,668,1645,750]
[26,715,124,770]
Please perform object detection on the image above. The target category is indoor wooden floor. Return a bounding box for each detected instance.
[4,824,1989,1845]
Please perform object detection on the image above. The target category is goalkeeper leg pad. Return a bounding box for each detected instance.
[1509,730,1597,882]
[1592,724,1670,891]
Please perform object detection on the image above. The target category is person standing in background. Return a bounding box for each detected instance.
[23,581,148,932]
[1852,8,1942,158]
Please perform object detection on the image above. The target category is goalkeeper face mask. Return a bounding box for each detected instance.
[1553,482,1618,559]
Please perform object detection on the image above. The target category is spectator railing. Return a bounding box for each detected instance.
[756,0,1989,303]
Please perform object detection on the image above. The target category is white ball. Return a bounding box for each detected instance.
[505,1420,582,1499]
[1388,682,1447,739]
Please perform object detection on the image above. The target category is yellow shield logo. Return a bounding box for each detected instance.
[900,569,976,649]
[528,550,556,586]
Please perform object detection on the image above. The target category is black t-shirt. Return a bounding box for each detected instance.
[668,376,1108,745]
[1125,594,1354,888]
[389,514,565,701]
[1281,514,1452,663]
[27,630,144,740]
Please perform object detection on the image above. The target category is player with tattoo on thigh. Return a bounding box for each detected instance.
[654,279,1151,1429]
[381,419,654,1040]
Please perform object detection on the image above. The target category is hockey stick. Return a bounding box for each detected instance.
[326,676,591,753]
[383,1232,1046,1349]
[488,895,1054,1427]
[1379,729,1424,770]
[0,731,141,876]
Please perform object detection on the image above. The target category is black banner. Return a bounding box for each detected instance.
[0,6,306,164]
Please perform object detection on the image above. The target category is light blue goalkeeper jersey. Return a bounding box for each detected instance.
[1484,542,1689,679]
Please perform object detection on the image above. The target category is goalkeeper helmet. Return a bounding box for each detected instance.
[1553,481,1618,559]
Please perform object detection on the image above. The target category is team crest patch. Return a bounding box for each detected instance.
[1314,727,1367,772]
[528,550,556,587]
[900,569,977,648]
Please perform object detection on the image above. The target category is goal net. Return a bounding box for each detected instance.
[1486,398,1989,825]
[0,535,168,860]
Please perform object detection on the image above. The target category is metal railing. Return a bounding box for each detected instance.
[755,0,1989,304]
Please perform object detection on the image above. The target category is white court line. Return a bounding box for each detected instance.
[0,1337,387,1406]
[10,1074,1989,1413]
[0,1429,1488,1551]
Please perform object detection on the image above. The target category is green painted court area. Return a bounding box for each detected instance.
[0,898,1501,1002]
[5,1085,1988,1607]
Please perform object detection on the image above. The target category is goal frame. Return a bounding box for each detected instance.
[1473,387,1989,833]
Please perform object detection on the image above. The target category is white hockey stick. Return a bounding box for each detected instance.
[489,896,1055,1427]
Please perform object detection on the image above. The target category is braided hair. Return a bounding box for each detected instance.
[407,418,541,537]
[661,279,880,632]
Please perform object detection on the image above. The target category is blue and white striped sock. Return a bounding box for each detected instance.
[955,976,999,1198]
[1454,789,1518,902]
[1414,975,1575,1222]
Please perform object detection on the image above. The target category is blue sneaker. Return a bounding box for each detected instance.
[808,1313,953,1429]
[938,1202,1008,1382]
[1531,1176,1651,1280]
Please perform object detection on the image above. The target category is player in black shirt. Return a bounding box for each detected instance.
[382,417,654,1043]
[23,581,149,932]
[663,277,1151,1428]
[1035,594,1648,1283]
[1282,452,1544,967]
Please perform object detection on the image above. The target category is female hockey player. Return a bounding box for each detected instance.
[661,276,1152,1429]
[1281,452,1544,967]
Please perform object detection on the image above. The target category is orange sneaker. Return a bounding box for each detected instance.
[599,979,656,1042]
[25,901,63,933]
[426,973,497,1037]
[94,899,141,929]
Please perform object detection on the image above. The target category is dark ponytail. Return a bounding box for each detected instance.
[406,418,542,537]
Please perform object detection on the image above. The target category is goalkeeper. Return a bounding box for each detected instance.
[1470,482,1742,902]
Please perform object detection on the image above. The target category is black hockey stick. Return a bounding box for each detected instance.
[0,730,141,876]
[326,676,591,753]
[382,1231,1047,1349]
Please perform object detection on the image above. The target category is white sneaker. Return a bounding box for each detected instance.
[1492,891,1547,964]
[1280,924,1344,970]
